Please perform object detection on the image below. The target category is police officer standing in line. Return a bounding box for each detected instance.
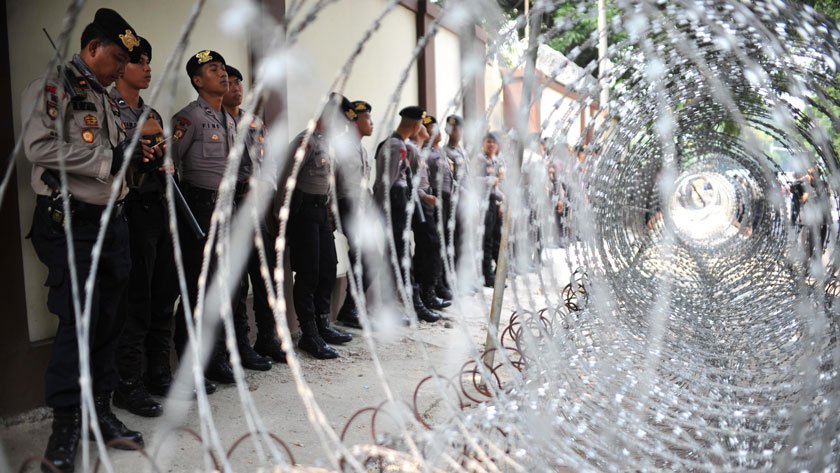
[285,94,353,359]
[443,115,467,265]
[335,100,374,329]
[373,106,438,323]
[171,50,270,385]
[22,9,152,471]
[110,36,177,417]
[422,116,453,301]
[222,65,286,364]
[426,116,455,300]
[407,117,448,317]
[480,132,504,287]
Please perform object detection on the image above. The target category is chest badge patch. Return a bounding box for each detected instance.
[81,129,95,143]
[83,114,99,126]
[211,134,220,142]
[47,106,59,119]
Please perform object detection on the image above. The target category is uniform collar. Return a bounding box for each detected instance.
[109,88,145,110]
[197,95,231,126]
[71,54,106,92]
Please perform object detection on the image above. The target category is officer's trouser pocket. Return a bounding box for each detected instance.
[44,266,71,322]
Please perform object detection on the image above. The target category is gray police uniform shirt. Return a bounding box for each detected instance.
[109,88,163,193]
[335,137,369,201]
[290,130,332,196]
[170,95,236,191]
[427,145,453,195]
[444,144,468,184]
[373,132,408,205]
[406,141,431,200]
[22,54,128,205]
[231,109,266,184]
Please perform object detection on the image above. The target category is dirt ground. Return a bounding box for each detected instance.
[0,250,570,472]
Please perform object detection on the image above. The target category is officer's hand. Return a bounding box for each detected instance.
[111,139,153,176]
[141,121,166,160]
[159,161,175,174]
[422,194,437,207]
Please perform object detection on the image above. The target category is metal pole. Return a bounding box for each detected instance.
[482,1,542,373]
[598,0,609,107]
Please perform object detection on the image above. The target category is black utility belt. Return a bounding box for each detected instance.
[38,195,125,224]
[293,190,330,206]
[181,182,220,203]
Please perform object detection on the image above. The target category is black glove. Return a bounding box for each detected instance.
[110,140,145,176]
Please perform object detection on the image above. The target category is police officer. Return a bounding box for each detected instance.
[171,50,271,386]
[407,117,449,314]
[373,106,438,323]
[480,132,504,287]
[222,65,286,363]
[335,100,374,329]
[443,115,467,265]
[109,36,176,417]
[423,115,452,301]
[285,93,354,359]
[22,8,150,471]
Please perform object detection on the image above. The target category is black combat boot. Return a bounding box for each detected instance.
[316,313,353,344]
[92,393,143,450]
[237,336,272,371]
[412,291,441,323]
[42,407,81,473]
[435,279,453,301]
[204,348,235,384]
[298,318,339,359]
[420,284,451,310]
[113,378,163,417]
[336,297,362,329]
[253,333,287,363]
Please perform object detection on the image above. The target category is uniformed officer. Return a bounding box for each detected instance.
[373,106,439,323]
[222,65,286,364]
[443,115,467,265]
[480,132,504,287]
[109,36,177,418]
[424,117,455,300]
[285,93,354,359]
[170,50,271,386]
[407,117,448,315]
[335,100,374,329]
[22,8,151,471]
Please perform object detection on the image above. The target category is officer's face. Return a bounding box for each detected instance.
[483,138,498,156]
[88,40,130,86]
[194,61,229,95]
[355,112,373,137]
[448,125,461,143]
[223,76,244,109]
[122,54,152,90]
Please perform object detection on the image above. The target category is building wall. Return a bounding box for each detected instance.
[285,0,419,156]
[433,27,461,121]
[7,0,251,342]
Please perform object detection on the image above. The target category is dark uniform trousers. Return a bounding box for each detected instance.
[234,193,278,339]
[412,200,442,286]
[118,191,178,380]
[388,186,411,297]
[30,197,131,408]
[174,184,239,356]
[288,191,337,323]
[337,197,371,302]
[482,193,502,282]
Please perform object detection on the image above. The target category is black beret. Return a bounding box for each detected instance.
[131,36,151,63]
[484,131,500,142]
[351,100,372,115]
[423,115,437,126]
[225,65,243,81]
[399,106,426,121]
[90,8,142,61]
[446,115,463,127]
[186,50,226,79]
